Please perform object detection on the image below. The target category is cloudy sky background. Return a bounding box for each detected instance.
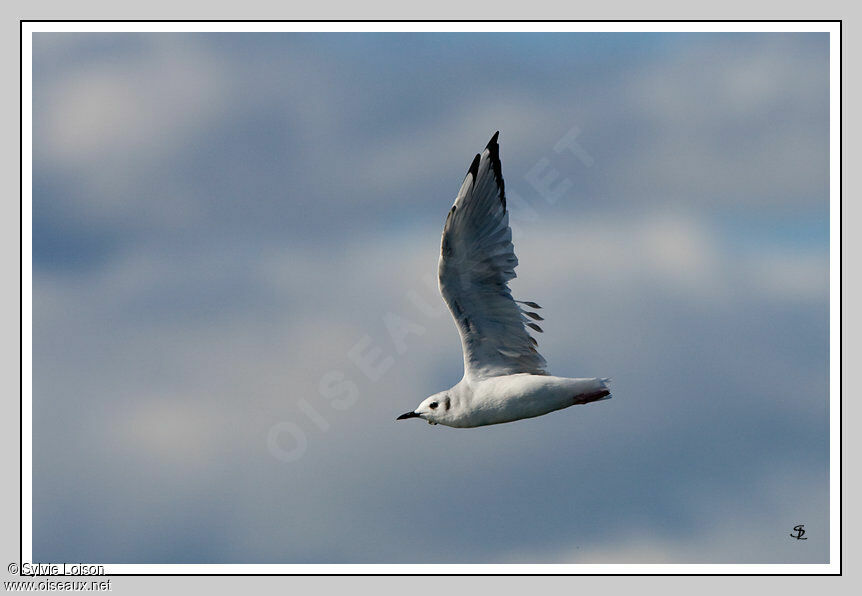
[31,32,830,564]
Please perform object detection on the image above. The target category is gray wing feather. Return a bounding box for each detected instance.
[438,132,548,379]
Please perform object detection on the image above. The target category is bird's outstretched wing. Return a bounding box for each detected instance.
[438,132,548,379]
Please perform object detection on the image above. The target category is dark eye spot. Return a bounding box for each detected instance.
[429,402,438,409]
[444,397,451,410]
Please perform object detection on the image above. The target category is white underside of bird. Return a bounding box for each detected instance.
[397,131,611,428]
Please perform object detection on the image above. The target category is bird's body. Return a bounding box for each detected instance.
[397,132,611,428]
[426,375,611,428]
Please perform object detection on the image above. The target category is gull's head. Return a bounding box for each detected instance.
[396,392,451,426]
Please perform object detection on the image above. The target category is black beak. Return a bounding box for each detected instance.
[396,411,421,421]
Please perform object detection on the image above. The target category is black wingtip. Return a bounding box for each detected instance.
[486,130,500,150]
[467,153,481,180]
[485,131,506,212]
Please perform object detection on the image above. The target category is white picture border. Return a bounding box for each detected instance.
[20,19,841,576]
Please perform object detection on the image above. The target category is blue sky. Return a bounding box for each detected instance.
[32,31,829,563]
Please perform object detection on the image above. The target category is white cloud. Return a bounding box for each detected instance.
[38,36,230,166]
[504,464,829,564]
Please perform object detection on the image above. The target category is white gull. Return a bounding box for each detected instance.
[397,131,611,428]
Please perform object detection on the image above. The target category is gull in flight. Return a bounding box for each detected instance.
[397,132,611,428]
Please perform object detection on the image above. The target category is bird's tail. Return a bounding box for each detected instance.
[597,377,613,400]
[574,378,612,405]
